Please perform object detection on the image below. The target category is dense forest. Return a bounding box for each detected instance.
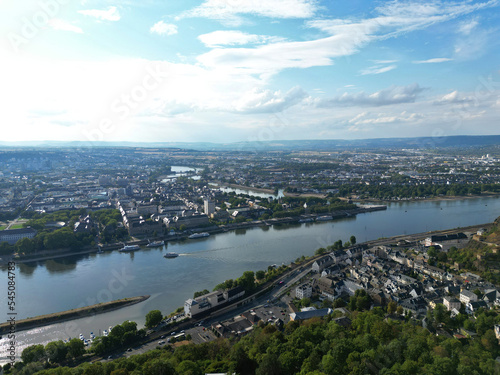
[6,307,500,375]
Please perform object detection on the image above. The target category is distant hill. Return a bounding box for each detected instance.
[1,135,500,151]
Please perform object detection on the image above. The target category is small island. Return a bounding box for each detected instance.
[0,295,150,335]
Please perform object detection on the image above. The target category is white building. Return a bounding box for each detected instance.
[459,290,478,305]
[0,228,37,245]
[443,296,461,311]
[184,287,245,318]
[204,198,216,216]
[295,283,313,299]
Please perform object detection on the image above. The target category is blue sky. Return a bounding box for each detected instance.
[1,0,499,143]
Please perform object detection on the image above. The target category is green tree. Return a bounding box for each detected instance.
[193,289,209,298]
[427,246,438,257]
[67,338,85,359]
[176,360,202,375]
[256,270,266,281]
[21,344,46,364]
[16,237,35,254]
[387,301,397,315]
[256,353,282,375]
[145,310,163,329]
[433,303,447,324]
[45,340,68,363]
[350,235,357,245]
[238,271,255,292]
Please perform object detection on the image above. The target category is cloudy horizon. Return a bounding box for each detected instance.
[1,0,499,144]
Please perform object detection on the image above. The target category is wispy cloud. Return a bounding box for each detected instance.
[458,18,479,35]
[360,65,397,75]
[150,21,178,36]
[48,19,83,34]
[179,0,318,26]
[314,83,425,107]
[433,90,474,105]
[198,30,284,48]
[78,6,121,22]
[348,111,423,126]
[413,57,453,64]
[231,86,307,114]
[198,1,498,77]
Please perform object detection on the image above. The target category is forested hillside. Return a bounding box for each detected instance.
[10,308,500,375]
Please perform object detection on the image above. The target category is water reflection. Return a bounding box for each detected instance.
[17,262,37,276]
[43,259,77,274]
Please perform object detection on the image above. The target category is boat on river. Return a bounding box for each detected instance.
[119,245,140,252]
[146,240,164,248]
[188,232,210,239]
[163,252,179,258]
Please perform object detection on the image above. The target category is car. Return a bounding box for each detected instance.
[127,348,132,352]
[160,335,165,339]
[171,332,176,335]
[107,355,113,359]
[158,340,165,345]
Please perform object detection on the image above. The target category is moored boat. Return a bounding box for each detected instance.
[119,244,140,252]
[188,232,210,239]
[146,240,164,248]
[163,252,179,258]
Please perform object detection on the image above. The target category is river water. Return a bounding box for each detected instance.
[1,195,499,363]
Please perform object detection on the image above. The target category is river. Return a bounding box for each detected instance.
[1,195,499,363]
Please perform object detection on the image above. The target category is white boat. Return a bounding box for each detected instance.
[103,329,108,336]
[299,218,314,223]
[146,240,164,248]
[188,232,210,239]
[164,252,179,258]
[119,244,140,252]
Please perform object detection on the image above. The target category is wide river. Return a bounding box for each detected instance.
[1,195,500,362]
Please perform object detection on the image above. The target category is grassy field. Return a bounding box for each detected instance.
[0,226,5,231]
[9,223,24,229]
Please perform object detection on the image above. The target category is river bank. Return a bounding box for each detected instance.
[1,207,386,265]
[0,295,150,335]
[348,192,500,204]
[209,182,276,195]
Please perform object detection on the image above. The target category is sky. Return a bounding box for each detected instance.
[0,0,499,144]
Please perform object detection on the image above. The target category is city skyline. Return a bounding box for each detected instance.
[1,0,499,143]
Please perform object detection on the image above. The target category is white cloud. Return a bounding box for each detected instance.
[231,86,307,113]
[360,65,397,75]
[348,111,423,126]
[433,90,475,105]
[78,6,121,21]
[454,26,491,61]
[413,57,453,64]
[150,21,178,36]
[198,1,498,77]
[372,60,398,64]
[180,0,318,25]
[458,18,479,35]
[314,84,425,107]
[198,30,284,48]
[48,19,83,34]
